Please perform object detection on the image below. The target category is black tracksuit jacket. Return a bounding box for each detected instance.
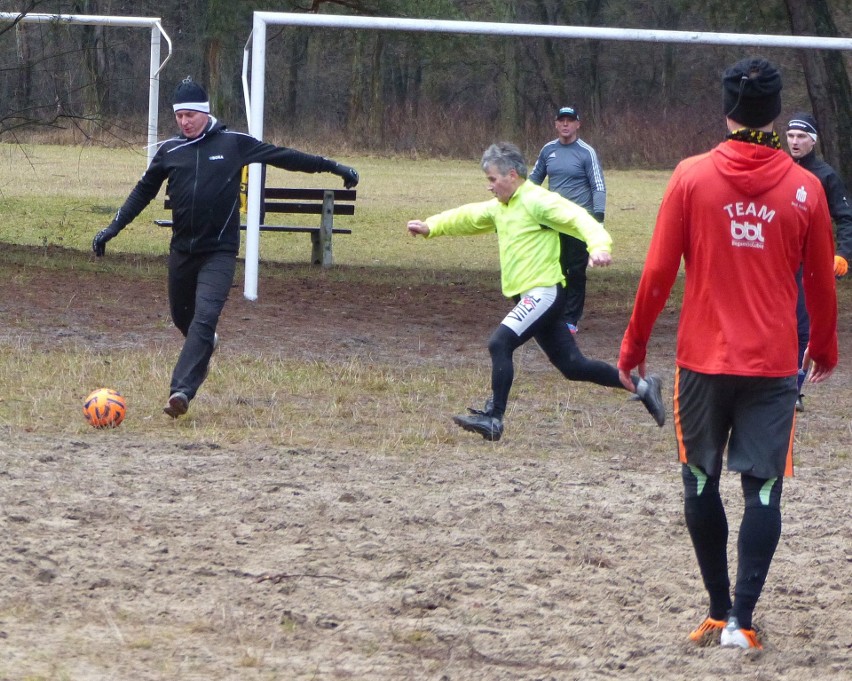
[109,118,340,254]
[795,150,852,261]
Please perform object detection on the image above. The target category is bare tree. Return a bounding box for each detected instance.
[784,0,852,181]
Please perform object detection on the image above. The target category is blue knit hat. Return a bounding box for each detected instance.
[787,112,818,141]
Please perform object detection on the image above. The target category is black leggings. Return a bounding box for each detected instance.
[487,285,625,418]
[682,464,783,629]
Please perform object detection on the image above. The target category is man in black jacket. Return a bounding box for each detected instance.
[785,112,851,411]
[93,77,358,418]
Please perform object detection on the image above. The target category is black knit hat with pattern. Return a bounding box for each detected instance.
[722,58,782,128]
[172,77,209,113]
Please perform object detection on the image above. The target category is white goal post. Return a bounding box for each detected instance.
[241,11,852,301]
[0,12,173,167]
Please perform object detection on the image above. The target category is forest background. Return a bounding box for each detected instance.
[1,0,852,177]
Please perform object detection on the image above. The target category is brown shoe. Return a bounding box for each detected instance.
[163,392,189,418]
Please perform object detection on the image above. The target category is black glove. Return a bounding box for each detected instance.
[593,211,605,224]
[92,224,120,257]
[334,163,359,189]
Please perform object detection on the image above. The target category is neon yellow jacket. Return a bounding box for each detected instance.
[425,180,613,297]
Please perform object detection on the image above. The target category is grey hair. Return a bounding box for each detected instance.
[481,142,528,179]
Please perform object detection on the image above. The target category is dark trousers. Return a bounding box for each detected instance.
[559,232,589,326]
[167,249,236,400]
[794,265,809,392]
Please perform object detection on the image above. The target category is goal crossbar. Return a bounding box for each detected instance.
[0,12,173,167]
[241,12,852,300]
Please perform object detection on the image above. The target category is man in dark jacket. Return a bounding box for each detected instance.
[785,112,851,410]
[93,77,358,418]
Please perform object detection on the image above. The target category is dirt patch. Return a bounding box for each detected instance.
[1,246,850,680]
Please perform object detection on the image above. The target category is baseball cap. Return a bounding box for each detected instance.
[556,106,579,120]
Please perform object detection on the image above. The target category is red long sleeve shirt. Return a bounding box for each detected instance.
[620,140,838,376]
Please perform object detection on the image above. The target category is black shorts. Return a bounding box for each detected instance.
[673,367,798,479]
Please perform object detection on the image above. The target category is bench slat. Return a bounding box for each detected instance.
[263,187,356,201]
[262,203,355,215]
[154,219,351,234]
[251,226,352,234]
[162,201,355,215]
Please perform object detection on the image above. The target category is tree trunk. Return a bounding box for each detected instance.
[496,1,521,140]
[583,0,604,124]
[784,0,852,182]
[367,34,385,146]
[74,1,110,125]
[284,31,310,124]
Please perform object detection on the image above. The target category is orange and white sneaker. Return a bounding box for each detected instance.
[688,617,726,645]
[720,617,762,649]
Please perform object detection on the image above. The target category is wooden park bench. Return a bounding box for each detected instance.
[155,167,356,267]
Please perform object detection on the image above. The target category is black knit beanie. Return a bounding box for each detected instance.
[722,58,782,128]
[172,77,209,113]
[787,112,819,139]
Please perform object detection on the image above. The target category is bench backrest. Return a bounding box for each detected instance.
[260,188,356,216]
[164,187,356,220]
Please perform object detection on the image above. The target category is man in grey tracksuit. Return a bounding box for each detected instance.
[530,106,606,333]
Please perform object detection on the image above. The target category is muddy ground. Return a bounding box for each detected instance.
[1,248,850,680]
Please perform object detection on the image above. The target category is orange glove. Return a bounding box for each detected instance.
[835,255,849,277]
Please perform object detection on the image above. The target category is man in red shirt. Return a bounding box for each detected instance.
[618,58,837,649]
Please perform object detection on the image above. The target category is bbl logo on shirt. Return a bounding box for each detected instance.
[730,220,764,247]
[723,201,773,250]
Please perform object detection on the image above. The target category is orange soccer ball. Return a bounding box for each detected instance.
[83,388,127,428]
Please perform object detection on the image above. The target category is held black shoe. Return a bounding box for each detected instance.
[163,391,189,418]
[638,375,666,427]
[452,413,504,441]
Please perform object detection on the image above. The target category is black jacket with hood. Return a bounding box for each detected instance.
[795,149,852,261]
[108,118,342,254]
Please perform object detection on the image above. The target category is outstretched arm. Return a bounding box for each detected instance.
[407,220,430,237]
[242,139,359,188]
[92,156,167,256]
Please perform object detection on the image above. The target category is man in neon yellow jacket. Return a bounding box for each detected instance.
[408,142,664,441]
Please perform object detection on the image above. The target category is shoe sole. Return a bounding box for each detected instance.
[163,394,188,418]
[452,415,502,441]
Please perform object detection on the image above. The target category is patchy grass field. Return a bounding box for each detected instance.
[0,147,850,680]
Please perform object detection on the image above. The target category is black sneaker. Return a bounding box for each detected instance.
[164,391,189,418]
[638,375,665,427]
[467,395,494,417]
[795,394,804,412]
[452,413,504,441]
